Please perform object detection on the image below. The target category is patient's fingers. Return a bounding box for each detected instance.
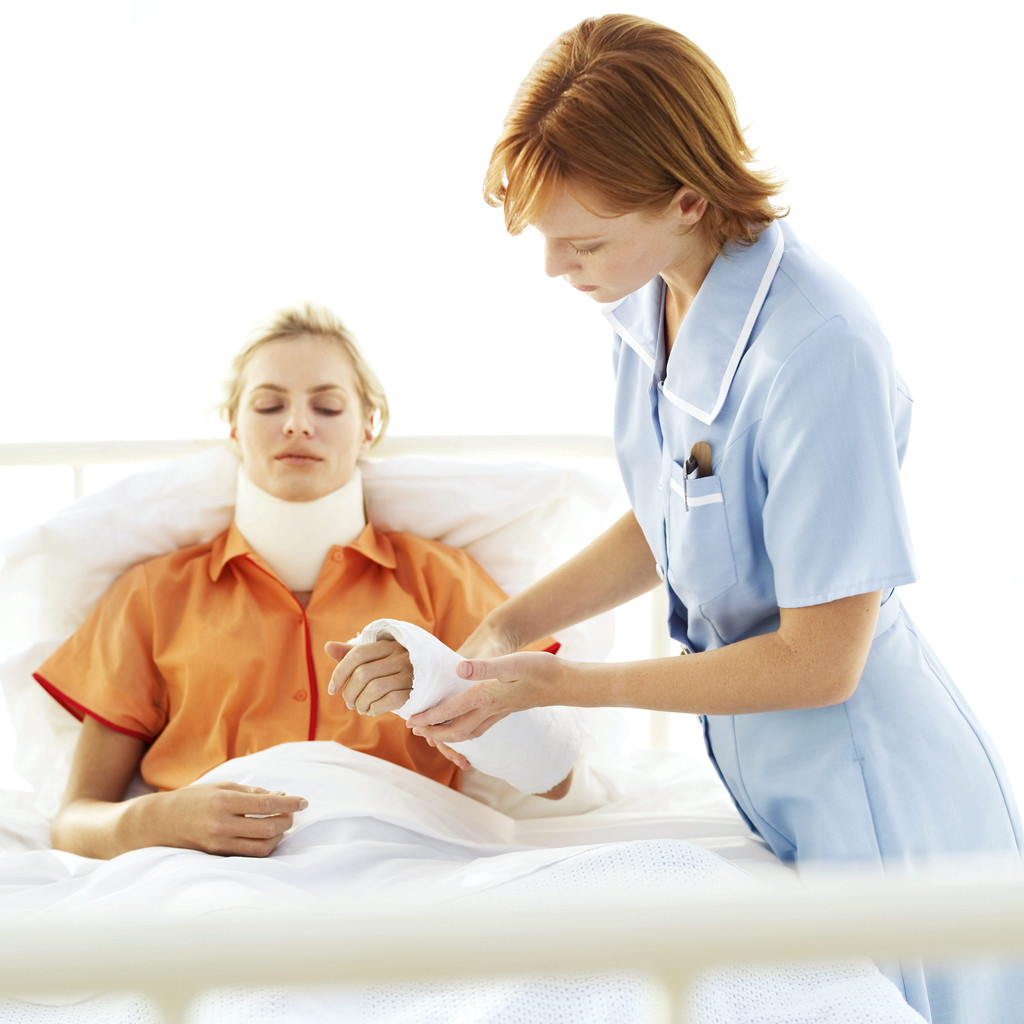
[164,783,308,858]
[324,641,353,663]
[328,640,413,715]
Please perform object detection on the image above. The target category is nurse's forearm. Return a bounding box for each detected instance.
[427,592,881,739]
[557,591,881,714]
[468,510,662,654]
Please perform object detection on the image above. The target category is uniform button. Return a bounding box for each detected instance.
[293,690,308,702]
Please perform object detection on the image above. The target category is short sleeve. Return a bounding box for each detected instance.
[34,562,169,739]
[759,315,917,607]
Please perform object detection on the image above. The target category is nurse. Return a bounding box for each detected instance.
[400,14,1023,1024]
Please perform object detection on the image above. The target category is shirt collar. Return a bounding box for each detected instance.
[210,520,398,582]
[603,220,785,425]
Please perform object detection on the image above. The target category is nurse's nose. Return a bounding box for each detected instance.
[543,239,579,279]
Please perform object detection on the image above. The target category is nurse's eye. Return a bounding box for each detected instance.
[571,243,602,256]
[254,404,283,414]
[315,406,342,416]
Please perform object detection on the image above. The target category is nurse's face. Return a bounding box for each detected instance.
[531,184,707,304]
[231,335,374,502]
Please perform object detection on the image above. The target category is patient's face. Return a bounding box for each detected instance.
[231,335,373,502]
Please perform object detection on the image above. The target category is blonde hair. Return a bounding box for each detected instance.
[221,303,389,445]
[484,14,786,251]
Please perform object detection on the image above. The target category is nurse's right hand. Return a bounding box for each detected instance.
[408,650,558,743]
[456,615,519,661]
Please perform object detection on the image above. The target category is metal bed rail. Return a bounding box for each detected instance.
[1,870,1022,1023]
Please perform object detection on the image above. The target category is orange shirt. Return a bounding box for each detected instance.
[34,522,521,792]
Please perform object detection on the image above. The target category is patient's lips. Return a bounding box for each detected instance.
[276,448,322,464]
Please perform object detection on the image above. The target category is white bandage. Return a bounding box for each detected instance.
[353,618,581,795]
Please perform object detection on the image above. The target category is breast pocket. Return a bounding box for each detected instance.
[665,460,738,604]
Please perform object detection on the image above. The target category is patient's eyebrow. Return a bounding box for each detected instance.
[250,383,348,394]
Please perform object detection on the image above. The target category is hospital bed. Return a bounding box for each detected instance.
[0,435,1021,1024]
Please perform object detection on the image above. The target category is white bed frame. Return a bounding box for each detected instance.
[2,436,1023,1024]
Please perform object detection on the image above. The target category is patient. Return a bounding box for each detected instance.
[34,303,566,860]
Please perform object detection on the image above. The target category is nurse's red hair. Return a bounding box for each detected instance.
[484,14,786,252]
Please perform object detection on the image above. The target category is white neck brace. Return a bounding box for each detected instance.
[233,466,367,592]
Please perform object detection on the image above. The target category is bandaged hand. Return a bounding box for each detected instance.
[407,650,558,743]
[325,639,413,715]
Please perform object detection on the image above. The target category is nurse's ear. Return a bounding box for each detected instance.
[667,186,709,230]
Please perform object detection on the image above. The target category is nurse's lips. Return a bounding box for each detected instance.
[571,283,598,293]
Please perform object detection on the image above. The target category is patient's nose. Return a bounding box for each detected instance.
[284,410,314,436]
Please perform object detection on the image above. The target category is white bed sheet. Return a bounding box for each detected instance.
[0,741,925,1024]
[0,446,929,1021]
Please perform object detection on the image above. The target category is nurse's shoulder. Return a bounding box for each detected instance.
[764,223,888,356]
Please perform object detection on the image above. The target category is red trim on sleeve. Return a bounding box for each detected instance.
[32,672,153,743]
[543,642,562,654]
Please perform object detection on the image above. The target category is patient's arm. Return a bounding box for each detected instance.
[326,639,473,774]
[52,716,307,859]
[326,639,573,799]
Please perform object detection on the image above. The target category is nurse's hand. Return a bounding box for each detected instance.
[326,639,413,715]
[454,615,518,661]
[407,650,558,743]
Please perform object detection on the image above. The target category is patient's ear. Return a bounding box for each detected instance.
[360,418,374,454]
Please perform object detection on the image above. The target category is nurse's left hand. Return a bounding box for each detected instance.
[406,651,557,743]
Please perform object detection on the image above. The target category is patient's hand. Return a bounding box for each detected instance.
[326,639,413,715]
[157,783,306,857]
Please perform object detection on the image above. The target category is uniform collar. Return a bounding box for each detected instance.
[604,220,785,425]
[210,520,398,582]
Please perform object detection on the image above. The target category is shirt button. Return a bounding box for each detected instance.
[293,690,308,702]
[331,551,344,562]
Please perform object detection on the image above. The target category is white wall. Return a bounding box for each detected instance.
[1,1,1021,789]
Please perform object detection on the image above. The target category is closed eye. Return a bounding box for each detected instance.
[571,244,602,256]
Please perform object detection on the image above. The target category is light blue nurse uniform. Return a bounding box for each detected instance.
[606,219,1023,1024]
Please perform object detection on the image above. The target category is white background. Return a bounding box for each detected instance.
[1,2,1021,790]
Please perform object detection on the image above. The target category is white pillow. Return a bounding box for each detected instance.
[0,445,621,810]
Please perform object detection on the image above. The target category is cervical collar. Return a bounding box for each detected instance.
[233,466,367,592]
